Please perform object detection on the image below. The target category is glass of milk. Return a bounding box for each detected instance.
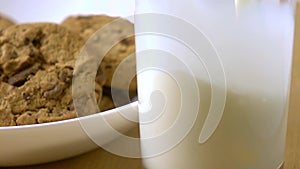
[135,0,295,168]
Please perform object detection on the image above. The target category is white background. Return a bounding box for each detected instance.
[0,0,135,23]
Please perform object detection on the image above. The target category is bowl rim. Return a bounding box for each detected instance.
[0,101,138,131]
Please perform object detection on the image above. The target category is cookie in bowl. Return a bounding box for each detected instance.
[61,15,137,92]
[0,15,137,127]
[0,14,14,30]
[0,23,105,126]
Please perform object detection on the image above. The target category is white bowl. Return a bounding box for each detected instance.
[0,0,137,166]
[0,101,138,167]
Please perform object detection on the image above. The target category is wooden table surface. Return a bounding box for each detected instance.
[3,2,300,169]
[283,1,300,169]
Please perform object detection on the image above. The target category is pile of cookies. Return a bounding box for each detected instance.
[0,15,136,126]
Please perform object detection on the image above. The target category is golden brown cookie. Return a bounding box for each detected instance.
[98,95,115,112]
[61,15,137,91]
[0,23,106,126]
[0,23,85,85]
[0,17,136,126]
[0,64,103,126]
[61,15,117,40]
[0,15,14,30]
[0,81,15,98]
[0,81,16,126]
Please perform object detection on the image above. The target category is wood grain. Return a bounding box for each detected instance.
[283,1,300,169]
[14,148,142,169]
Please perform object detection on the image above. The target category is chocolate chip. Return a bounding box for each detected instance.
[24,38,30,45]
[58,68,73,83]
[57,112,64,116]
[8,63,40,86]
[121,38,133,46]
[43,83,64,99]
[32,39,41,48]
[67,104,74,111]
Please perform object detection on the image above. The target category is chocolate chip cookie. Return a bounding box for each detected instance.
[61,15,117,40]
[0,23,86,85]
[0,16,136,126]
[0,63,104,126]
[0,23,105,126]
[0,15,14,30]
[61,15,137,91]
[0,64,74,126]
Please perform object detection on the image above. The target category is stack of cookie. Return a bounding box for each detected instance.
[0,15,136,126]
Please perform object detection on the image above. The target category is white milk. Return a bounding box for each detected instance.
[135,0,294,169]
